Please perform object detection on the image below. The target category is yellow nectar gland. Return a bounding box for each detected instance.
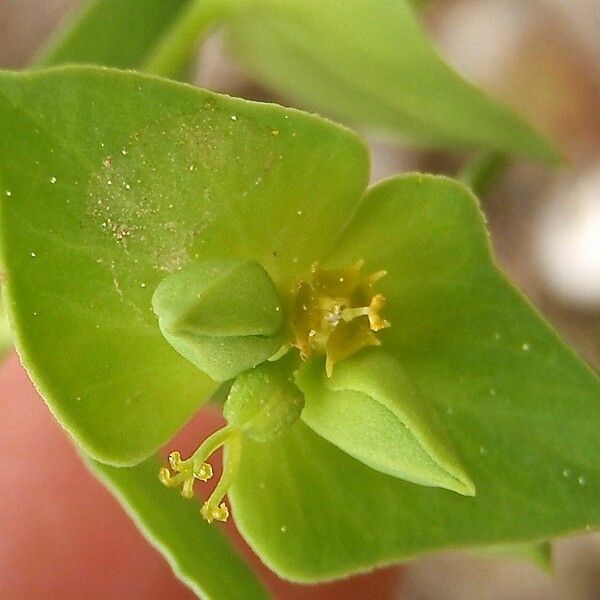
[158,425,241,524]
[291,261,390,376]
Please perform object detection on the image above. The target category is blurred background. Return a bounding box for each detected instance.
[1,0,600,598]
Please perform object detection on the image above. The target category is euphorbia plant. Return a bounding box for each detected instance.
[1,1,599,598]
[1,65,600,599]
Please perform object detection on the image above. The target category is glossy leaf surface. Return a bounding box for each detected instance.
[0,66,367,465]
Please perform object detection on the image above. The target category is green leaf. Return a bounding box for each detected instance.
[36,0,193,69]
[1,65,595,584]
[89,455,269,600]
[49,0,557,162]
[222,0,559,162]
[229,175,600,581]
[297,350,474,496]
[0,66,368,465]
[153,259,284,380]
[40,0,558,162]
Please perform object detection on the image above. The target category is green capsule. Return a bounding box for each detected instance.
[152,259,284,381]
[224,355,305,442]
[296,348,475,496]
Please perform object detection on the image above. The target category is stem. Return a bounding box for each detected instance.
[191,424,236,466]
[460,151,510,198]
[206,431,242,508]
[142,0,230,78]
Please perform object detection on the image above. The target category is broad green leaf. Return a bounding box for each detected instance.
[222,0,559,162]
[53,0,557,162]
[0,66,368,465]
[230,175,600,581]
[36,0,193,70]
[297,350,475,496]
[40,0,558,162]
[89,455,269,600]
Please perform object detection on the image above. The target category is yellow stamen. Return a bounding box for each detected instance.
[158,450,213,499]
[290,261,390,375]
[201,502,229,523]
[158,425,241,524]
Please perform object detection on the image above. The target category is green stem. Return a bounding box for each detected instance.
[207,431,242,507]
[191,424,237,467]
[460,151,510,198]
[142,0,231,78]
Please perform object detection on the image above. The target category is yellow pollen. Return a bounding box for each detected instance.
[290,261,390,376]
[201,502,230,523]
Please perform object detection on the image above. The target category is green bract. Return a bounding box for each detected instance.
[0,66,367,466]
[1,67,599,591]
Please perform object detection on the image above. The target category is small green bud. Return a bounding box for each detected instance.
[296,348,475,496]
[152,259,284,381]
[224,356,305,442]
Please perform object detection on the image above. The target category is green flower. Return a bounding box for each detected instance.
[154,254,475,522]
[1,67,599,584]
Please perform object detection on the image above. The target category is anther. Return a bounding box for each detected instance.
[158,425,241,524]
